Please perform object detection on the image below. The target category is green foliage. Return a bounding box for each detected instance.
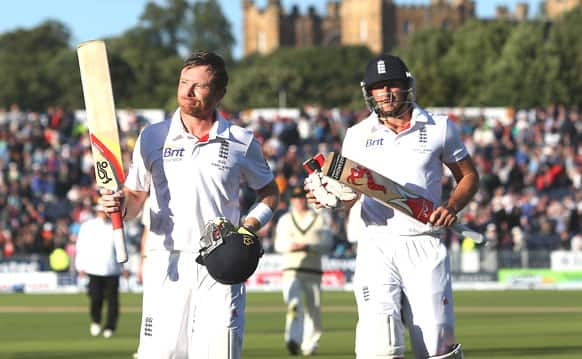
[1,2,582,111]
[397,27,454,106]
[223,46,373,110]
[188,0,235,63]
[544,8,582,105]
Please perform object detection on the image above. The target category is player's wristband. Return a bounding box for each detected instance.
[246,202,273,228]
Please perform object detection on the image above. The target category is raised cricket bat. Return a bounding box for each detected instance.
[303,152,485,244]
[77,40,128,263]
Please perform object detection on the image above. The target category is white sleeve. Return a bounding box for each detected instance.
[273,213,293,253]
[442,118,469,163]
[241,137,274,190]
[124,133,151,191]
[75,223,88,272]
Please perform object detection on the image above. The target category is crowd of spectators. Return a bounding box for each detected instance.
[0,103,580,267]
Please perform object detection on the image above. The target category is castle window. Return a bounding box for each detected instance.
[359,19,368,41]
[258,31,266,53]
[403,21,414,34]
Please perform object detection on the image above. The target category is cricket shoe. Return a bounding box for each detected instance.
[286,340,300,355]
[90,323,101,337]
[103,329,114,339]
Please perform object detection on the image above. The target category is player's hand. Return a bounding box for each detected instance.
[429,206,457,228]
[98,188,125,215]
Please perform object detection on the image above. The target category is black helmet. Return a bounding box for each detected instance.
[361,54,415,118]
[196,218,263,285]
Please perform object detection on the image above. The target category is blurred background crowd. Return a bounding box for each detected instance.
[0,103,580,265]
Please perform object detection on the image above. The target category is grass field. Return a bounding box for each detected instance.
[0,290,581,358]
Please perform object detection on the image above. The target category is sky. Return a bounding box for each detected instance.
[0,0,544,59]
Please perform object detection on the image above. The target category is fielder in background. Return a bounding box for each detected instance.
[274,185,333,356]
[100,50,279,359]
[75,204,125,339]
[306,54,479,358]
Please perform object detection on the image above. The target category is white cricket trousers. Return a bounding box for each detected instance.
[282,272,322,355]
[136,250,245,359]
[353,234,456,359]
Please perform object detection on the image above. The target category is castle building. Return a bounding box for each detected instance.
[242,0,475,56]
[544,0,582,18]
[242,0,581,57]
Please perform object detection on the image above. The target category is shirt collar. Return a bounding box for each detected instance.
[168,108,231,141]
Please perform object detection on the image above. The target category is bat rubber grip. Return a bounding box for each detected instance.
[452,224,486,244]
[111,211,128,263]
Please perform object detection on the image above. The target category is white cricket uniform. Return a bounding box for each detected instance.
[342,105,468,359]
[126,109,273,359]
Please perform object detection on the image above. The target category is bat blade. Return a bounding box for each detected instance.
[304,152,485,244]
[77,40,128,263]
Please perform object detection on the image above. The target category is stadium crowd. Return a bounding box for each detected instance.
[0,103,580,265]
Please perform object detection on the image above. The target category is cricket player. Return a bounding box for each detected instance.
[307,54,479,358]
[100,51,279,359]
[274,185,333,356]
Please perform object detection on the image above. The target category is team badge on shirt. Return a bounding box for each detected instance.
[211,140,231,170]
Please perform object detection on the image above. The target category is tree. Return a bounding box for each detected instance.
[441,19,514,106]
[0,20,73,110]
[396,27,454,106]
[544,8,582,105]
[139,0,189,52]
[223,46,372,110]
[483,20,548,107]
[187,0,235,63]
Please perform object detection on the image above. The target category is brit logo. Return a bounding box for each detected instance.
[144,316,153,337]
[163,145,185,158]
[365,137,384,148]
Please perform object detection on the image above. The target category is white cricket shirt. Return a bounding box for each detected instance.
[75,216,123,276]
[125,109,274,253]
[341,104,468,236]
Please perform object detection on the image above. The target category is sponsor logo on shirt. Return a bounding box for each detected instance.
[365,137,384,148]
[162,145,185,161]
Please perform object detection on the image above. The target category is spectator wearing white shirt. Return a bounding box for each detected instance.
[75,204,124,339]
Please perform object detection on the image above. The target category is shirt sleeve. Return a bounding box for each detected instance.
[274,213,293,253]
[241,137,274,190]
[125,133,151,191]
[442,117,469,164]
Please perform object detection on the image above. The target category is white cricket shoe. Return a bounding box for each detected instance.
[103,329,114,338]
[90,323,101,337]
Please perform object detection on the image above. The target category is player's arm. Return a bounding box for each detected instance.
[430,155,480,227]
[242,180,279,233]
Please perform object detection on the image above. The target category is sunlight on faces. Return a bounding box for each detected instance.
[177,65,223,118]
[370,80,407,110]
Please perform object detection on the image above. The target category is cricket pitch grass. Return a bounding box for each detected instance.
[0,290,581,358]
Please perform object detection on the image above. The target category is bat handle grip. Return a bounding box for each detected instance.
[452,223,486,245]
[111,211,128,263]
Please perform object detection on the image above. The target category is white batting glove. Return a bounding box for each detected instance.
[305,172,357,208]
[321,176,358,202]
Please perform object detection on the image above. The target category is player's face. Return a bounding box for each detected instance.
[178,65,225,118]
[290,196,308,211]
[369,80,407,114]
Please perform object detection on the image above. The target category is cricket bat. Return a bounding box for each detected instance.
[77,40,128,263]
[303,152,485,244]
